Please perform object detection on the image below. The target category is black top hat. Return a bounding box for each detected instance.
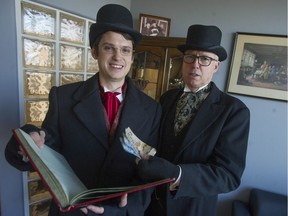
[89,4,142,48]
[177,25,227,61]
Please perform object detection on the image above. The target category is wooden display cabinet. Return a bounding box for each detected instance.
[130,36,186,101]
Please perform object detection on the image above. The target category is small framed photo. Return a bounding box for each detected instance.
[227,32,287,101]
[139,13,170,37]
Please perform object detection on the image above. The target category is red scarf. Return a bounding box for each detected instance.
[100,83,125,126]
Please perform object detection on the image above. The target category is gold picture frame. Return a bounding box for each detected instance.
[227,32,287,101]
[139,13,170,37]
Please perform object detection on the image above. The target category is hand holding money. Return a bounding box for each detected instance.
[120,127,156,159]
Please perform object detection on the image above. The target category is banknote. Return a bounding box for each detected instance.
[121,127,156,159]
[120,136,141,158]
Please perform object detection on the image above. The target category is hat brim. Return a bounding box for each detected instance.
[89,23,142,48]
[177,44,227,61]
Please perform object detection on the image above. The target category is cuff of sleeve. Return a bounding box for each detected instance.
[169,165,182,191]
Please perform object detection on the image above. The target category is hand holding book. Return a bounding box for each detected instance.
[80,193,127,215]
[17,126,46,162]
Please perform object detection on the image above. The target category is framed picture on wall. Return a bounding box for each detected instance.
[139,13,170,37]
[226,32,287,101]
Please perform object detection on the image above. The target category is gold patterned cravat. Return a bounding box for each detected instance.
[174,84,210,136]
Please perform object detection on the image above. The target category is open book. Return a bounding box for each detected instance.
[13,128,174,212]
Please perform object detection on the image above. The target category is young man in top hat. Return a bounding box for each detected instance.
[136,24,250,216]
[5,4,161,216]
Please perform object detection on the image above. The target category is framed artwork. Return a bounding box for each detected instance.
[227,32,287,101]
[139,13,170,37]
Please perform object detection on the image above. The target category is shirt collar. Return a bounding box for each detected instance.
[103,86,122,93]
[183,83,209,93]
[102,86,123,102]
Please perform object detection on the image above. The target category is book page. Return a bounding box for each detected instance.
[70,185,135,205]
[67,178,174,210]
[14,129,87,208]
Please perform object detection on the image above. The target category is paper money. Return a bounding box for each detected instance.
[121,127,156,159]
[120,136,141,158]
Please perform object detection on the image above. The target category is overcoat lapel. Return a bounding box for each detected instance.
[175,88,224,161]
[101,78,153,161]
[160,83,226,162]
[109,79,151,145]
[72,75,109,149]
[107,94,150,159]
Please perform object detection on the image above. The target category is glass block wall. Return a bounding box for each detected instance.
[16,1,98,215]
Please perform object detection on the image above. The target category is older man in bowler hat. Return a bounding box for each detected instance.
[5,4,162,216]
[137,25,250,216]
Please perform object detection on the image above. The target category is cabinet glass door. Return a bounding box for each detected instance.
[131,51,161,99]
[162,48,184,93]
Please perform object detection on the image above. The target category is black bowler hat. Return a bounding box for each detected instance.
[177,25,227,61]
[89,4,142,48]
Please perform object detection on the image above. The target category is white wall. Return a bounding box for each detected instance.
[131,0,287,215]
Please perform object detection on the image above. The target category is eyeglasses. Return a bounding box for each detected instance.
[99,43,134,56]
[183,55,218,66]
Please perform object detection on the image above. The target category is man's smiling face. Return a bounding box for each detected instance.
[92,31,134,87]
